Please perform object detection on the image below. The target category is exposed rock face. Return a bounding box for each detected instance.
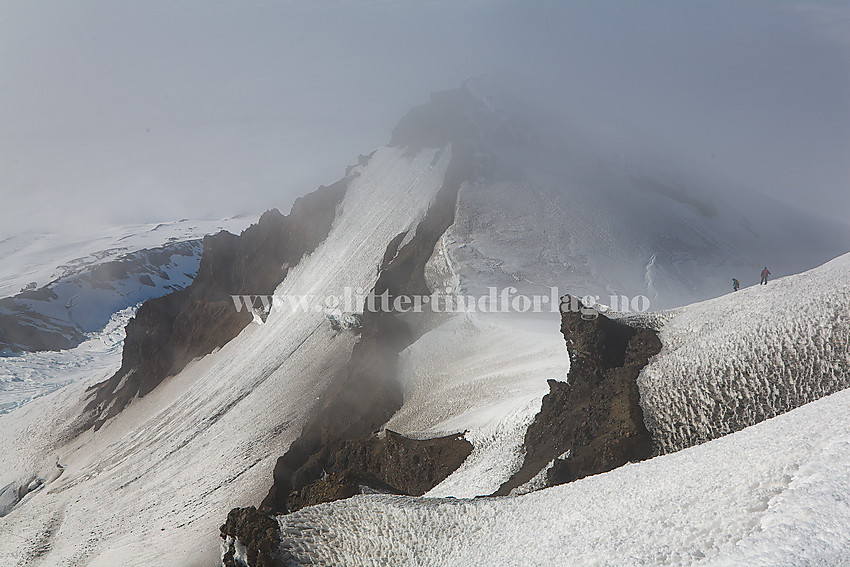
[0,241,201,353]
[81,179,348,431]
[495,296,662,495]
[259,142,474,514]
[220,506,283,567]
[221,433,471,566]
[285,430,472,512]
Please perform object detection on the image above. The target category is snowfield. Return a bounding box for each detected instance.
[639,252,850,454]
[264,251,850,567]
[275,385,850,567]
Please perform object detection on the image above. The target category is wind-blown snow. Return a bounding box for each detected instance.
[0,145,451,566]
[275,386,850,566]
[639,251,850,454]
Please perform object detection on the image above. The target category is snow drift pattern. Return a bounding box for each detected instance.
[639,252,850,454]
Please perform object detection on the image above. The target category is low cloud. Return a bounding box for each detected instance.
[1,0,848,234]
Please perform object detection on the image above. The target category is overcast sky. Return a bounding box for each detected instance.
[2,0,848,234]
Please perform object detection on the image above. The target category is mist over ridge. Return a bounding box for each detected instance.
[2,0,848,234]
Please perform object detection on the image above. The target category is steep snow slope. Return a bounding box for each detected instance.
[273,385,850,567]
[0,146,451,566]
[385,312,569,498]
[639,251,850,453]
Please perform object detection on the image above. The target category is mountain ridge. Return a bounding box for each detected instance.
[1,83,849,566]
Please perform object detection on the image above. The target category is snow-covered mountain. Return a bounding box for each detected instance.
[0,138,455,565]
[386,83,850,309]
[227,254,850,567]
[0,84,848,567]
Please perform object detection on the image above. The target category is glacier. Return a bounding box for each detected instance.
[0,218,252,299]
[0,217,254,413]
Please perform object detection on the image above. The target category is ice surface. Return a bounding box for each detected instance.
[275,386,850,566]
[639,252,850,454]
[0,217,257,412]
[0,305,135,415]
[1,243,202,350]
[0,145,451,565]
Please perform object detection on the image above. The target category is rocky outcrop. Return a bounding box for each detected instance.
[219,432,471,566]
[220,506,283,567]
[285,430,471,512]
[81,179,349,431]
[495,296,662,495]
